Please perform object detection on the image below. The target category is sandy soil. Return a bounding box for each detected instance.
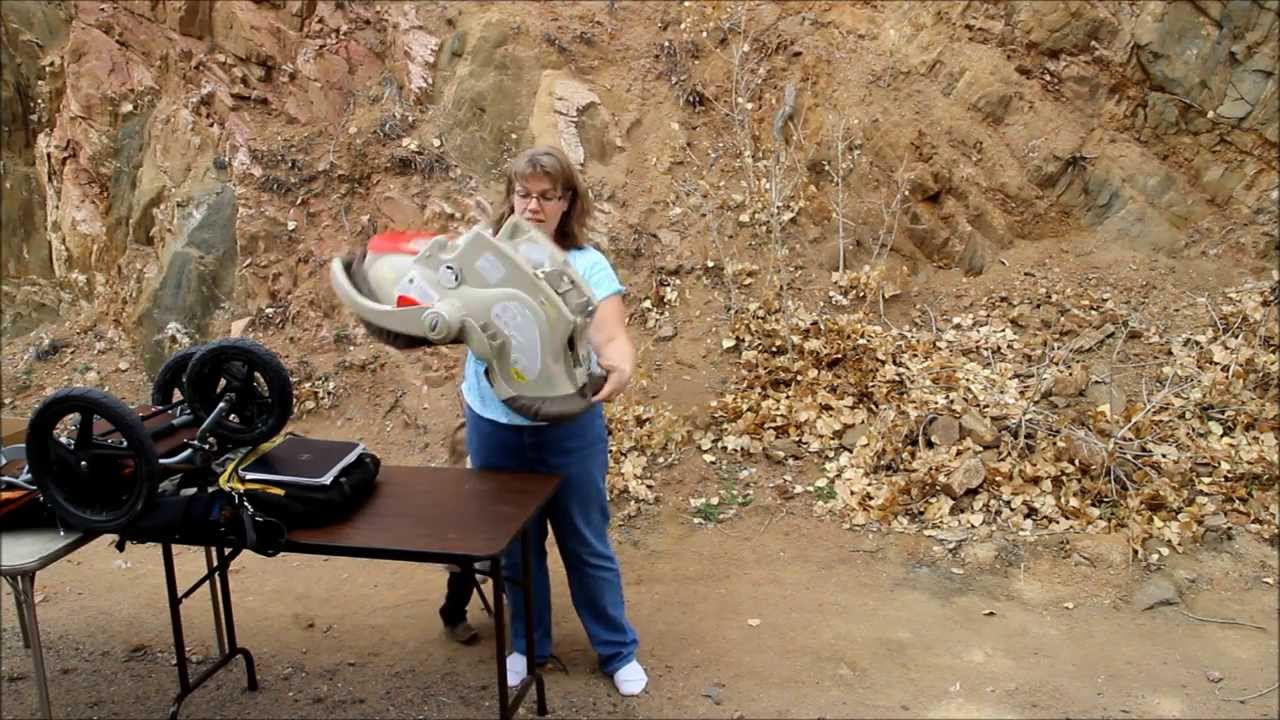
[3,504,1276,719]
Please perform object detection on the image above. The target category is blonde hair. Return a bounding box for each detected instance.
[491,145,593,249]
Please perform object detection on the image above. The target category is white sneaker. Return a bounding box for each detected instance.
[506,652,528,688]
[612,659,648,696]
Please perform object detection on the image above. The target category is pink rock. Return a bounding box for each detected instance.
[334,40,384,89]
[210,1,296,67]
[298,45,351,87]
[62,25,156,130]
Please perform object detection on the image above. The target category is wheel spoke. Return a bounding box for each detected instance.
[224,362,249,383]
[221,363,250,395]
[75,411,95,449]
[87,441,135,459]
[252,396,274,415]
[50,438,81,471]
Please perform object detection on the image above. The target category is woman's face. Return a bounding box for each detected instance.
[513,173,568,238]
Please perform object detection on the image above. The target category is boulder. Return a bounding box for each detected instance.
[1132,572,1181,611]
[1052,364,1089,397]
[433,18,541,176]
[938,456,986,499]
[928,415,961,447]
[1133,2,1227,110]
[959,409,1000,448]
[107,110,156,250]
[529,71,616,169]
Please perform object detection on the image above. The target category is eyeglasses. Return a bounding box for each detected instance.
[514,187,566,204]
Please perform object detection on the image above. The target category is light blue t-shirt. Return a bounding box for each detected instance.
[461,245,625,425]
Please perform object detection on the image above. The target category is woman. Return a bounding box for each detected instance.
[462,145,646,696]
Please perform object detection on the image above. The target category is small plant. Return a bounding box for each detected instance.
[689,475,755,525]
[812,478,837,503]
[690,496,726,524]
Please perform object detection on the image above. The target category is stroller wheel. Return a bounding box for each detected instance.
[150,344,206,406]
[25,387,160,532]
[182,338,293,446]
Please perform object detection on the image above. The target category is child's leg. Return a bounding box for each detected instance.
[439,565,475,627]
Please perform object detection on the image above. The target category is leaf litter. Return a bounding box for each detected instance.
[605,271,1278,554]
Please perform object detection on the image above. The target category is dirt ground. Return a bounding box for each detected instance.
[2,501,1277,719]
[2,2,1278,718]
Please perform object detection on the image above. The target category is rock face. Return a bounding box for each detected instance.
[0,1,71,282]
[930,1,1278,261]
[1133,2,1277,144]
[387,3,440,106]
[0,1,1274,348]
[137,183,239,373]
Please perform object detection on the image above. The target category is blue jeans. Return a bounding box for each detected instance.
[464,402,639,675]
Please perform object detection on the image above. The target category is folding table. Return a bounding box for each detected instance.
[1,526,98,719]
[153,464,560,720]
[1,415,100,719]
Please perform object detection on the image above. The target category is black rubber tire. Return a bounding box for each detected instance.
[25,387,161,532]
[150,344,205,406]
[182,338,294,446]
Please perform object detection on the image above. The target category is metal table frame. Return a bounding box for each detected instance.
[1,527,98,719]
[156,501,550,720]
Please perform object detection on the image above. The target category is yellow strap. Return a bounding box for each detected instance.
[218,434,292,495]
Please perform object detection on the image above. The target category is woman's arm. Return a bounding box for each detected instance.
[588,294,635,403]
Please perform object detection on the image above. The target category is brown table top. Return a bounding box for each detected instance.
[284,465,560,561]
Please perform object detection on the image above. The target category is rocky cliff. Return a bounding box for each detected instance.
[3,2,1275,358]
[1,1,1277,549]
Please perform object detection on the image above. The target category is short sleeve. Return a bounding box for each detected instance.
[569,246,625,302]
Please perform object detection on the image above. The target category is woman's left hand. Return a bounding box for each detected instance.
[592,355,633,403]
[588,294,635,403]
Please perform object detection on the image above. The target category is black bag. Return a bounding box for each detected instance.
[121,484,288,557]
[234,451,380,529]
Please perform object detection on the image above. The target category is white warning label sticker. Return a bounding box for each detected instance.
[516,241,551,269]
[475,252,507,285]
[491,301,541,383]
[393,268,439,306]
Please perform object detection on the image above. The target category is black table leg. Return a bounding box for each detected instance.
[522,526,547,716]
[474,573,494,617]
[214,544,257,692]
[491,555,510,720]
[502,524,546,718]
[161,543,257,720]
[162,544,192,696]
